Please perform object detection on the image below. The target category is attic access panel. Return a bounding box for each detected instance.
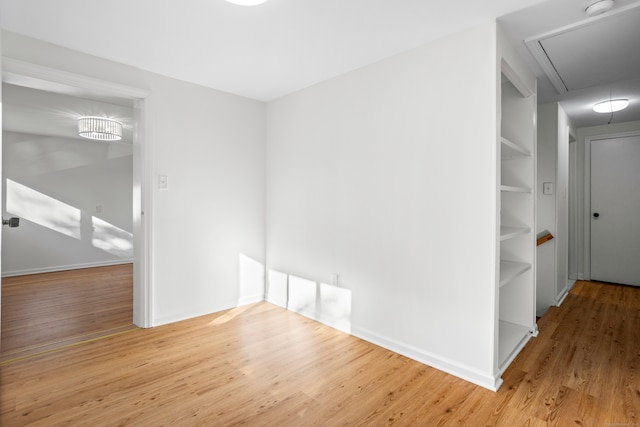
[529,7,640,93]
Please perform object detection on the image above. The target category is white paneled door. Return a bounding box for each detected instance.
[591,134,640,286]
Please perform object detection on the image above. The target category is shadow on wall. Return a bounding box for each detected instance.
[5,179,133,258]
[266,269,352,334]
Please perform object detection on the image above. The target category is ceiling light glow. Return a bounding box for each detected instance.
[225,0,268,5]
[592,99,629,113]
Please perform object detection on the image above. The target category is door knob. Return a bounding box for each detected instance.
[593,212,600,218]
[2,217,20,227]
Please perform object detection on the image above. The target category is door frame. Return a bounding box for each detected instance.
[1,57,153,328]
[583,130,640,281]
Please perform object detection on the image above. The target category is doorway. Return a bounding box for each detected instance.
[0,60,151,356]
[589,133,640,286]
[1,83,136,357]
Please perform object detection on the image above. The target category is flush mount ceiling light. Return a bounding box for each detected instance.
[78,116,123,141]
[225,0,268,5]
[592,99,629,113]
[585,0,615,17]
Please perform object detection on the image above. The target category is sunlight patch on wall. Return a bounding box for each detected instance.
[319,282,352,334]
[91,216,133,258]
[6,179,81,239]
[239,253,265,305]
[266,269,288,308]
[288,275,317,319]
[267,269,352,334]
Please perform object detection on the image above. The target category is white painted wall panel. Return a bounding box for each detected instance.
[2,131,133,275]
[535,103,557,315]
[266,23,498,385]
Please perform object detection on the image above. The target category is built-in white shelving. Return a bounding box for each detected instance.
[495,63,537,384]
[498,320,531,367]
[499,260,531,287]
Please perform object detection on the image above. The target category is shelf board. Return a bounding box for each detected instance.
[500,225,530,241]
[498,320,532,367]
[500,185,531,193]
[501,137,531,159]
[499,260,531,287]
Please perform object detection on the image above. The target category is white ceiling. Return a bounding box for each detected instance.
[3,83,134,143]
[1,0,639,128]
[0,0,549,102]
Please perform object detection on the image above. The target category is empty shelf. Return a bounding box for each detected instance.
[500,185,531,193]
[500,225,530,241]
[501,137,531,159]
[498,320,531,367]
[499,260,531,287]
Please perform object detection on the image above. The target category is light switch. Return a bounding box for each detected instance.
[543,182,554,195]
[158,175,168,190]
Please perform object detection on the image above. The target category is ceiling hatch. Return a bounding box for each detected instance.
[526,6,640,94]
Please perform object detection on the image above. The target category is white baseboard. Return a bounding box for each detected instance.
[156,294,501,391]
[238,293,265,307]
[153,306,228,328]
[351,325,500,391]
[2,259,134,278]
[264,299,499,390]
[152,297,265,328]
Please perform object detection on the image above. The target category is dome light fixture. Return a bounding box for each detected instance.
[225,0,268,5]
[585,0,615,17]
[592,99,629,113]
[78,116,123,141]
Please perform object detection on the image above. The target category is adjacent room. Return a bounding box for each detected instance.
[0,0,638,425]
[1,84,136,359]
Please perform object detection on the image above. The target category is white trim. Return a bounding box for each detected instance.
[133,97,153,328]
[272,298,502,390]
[568,136,579,280]
[352,325,501,391]
[237,294,265,307]
[556,279,575,307]
[501,59,534,98]
[584,130,640,280]
[2,259,133,278]
[2,57,148,102]
[525,40,567,94]
[1,58,153,328]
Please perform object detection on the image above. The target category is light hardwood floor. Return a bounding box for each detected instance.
[1,264,134,361]
[1,280,638,425]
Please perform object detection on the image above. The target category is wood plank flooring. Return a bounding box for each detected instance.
[1,264,134,361]
[1,280,638,426]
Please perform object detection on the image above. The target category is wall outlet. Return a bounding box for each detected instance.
[543,182,554,195]
[95,204,102,213]
[330,274,339,286]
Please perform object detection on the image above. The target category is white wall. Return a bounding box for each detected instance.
[267,23,499,387]
[536,103,557,314]
[2,31,266,326]
[2,131,133,275]
[535,102,574,315]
